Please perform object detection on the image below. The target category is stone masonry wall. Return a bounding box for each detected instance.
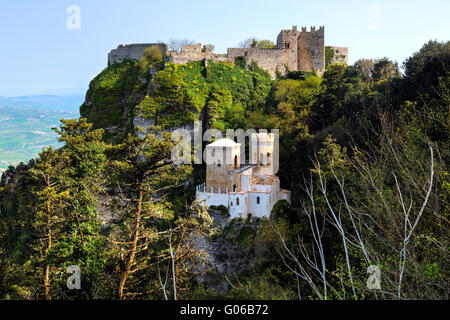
[106,26,347,79]
[206,152,241,194]
[297,26,325,74]
[169,43,228,65]
[227,48,292,78]
[108,43,168,65]
[329,46,349,65]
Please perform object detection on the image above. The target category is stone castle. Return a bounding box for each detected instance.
[108,26,348,78]
[196,134,291,219]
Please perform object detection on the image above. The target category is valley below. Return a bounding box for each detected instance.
[0,95,82,171]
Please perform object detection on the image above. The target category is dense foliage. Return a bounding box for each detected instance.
[136,60,271,129]
[0,40,448,300]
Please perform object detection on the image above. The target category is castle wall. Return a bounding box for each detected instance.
[108,43,168,65]
[197,191,229,208]
[247,191,271,218]
[298,26,325,74]
[229,193,247,218]
[106,26,347,80]
[329,46,349,65]
[169,43,229,65]
[227,48,293,78]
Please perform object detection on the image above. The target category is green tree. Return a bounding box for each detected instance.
[48,118,109,299]
[372,58,401,81]
[107,132,191,299]
[28,147,69,300]
[140,45,164,70]
[256,40,276,49]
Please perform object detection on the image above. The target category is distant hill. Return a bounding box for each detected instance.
[0,94,84,114]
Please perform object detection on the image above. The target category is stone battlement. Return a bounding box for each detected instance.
[107,26,348,78]
[169,43,228,65]
[328,46,349,65]
[108,43,168,65]
[300,26,325,34]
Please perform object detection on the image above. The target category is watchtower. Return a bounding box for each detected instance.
[251,132,275,176]
[298,26,325,74]
[205,139,241,193]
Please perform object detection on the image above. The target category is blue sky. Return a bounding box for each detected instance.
[0,0,448,97]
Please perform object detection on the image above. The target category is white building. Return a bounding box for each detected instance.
[196,133,291,219]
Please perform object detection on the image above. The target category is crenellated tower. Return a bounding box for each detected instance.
[297,26,325,74]
[277,25,326,75]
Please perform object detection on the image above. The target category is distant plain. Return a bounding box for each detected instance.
[0,95,82,172]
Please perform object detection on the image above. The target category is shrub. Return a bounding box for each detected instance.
[139,45,164,69]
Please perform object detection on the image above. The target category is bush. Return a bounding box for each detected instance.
[139,45,164,69]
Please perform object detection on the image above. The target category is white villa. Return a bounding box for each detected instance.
[196,133,291,218]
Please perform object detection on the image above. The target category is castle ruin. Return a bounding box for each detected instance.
[108,26,348,78]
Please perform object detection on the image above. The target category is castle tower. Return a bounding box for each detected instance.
[251,133,275,176]
[205,139,241,193]
[277,25,299,71]
[297,26,325,74]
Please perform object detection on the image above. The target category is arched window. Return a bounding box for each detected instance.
[267,152,271,166]
[234,155,238,168]
[236,198,240,206]
[257,196,260,205]
[233,184,237,192]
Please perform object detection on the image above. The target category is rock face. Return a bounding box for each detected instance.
[190,209,267,296]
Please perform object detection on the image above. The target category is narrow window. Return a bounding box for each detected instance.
[267,152,271,165]
[230,201,233,206]
[257,197,260,205]
[233,184,237,192]
[234,155,238,168]
[236,198,240,206]
[223,147,226,163]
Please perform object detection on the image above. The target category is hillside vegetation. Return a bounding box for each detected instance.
[0,41,449,300]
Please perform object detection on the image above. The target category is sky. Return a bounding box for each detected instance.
[0,0,449,97]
